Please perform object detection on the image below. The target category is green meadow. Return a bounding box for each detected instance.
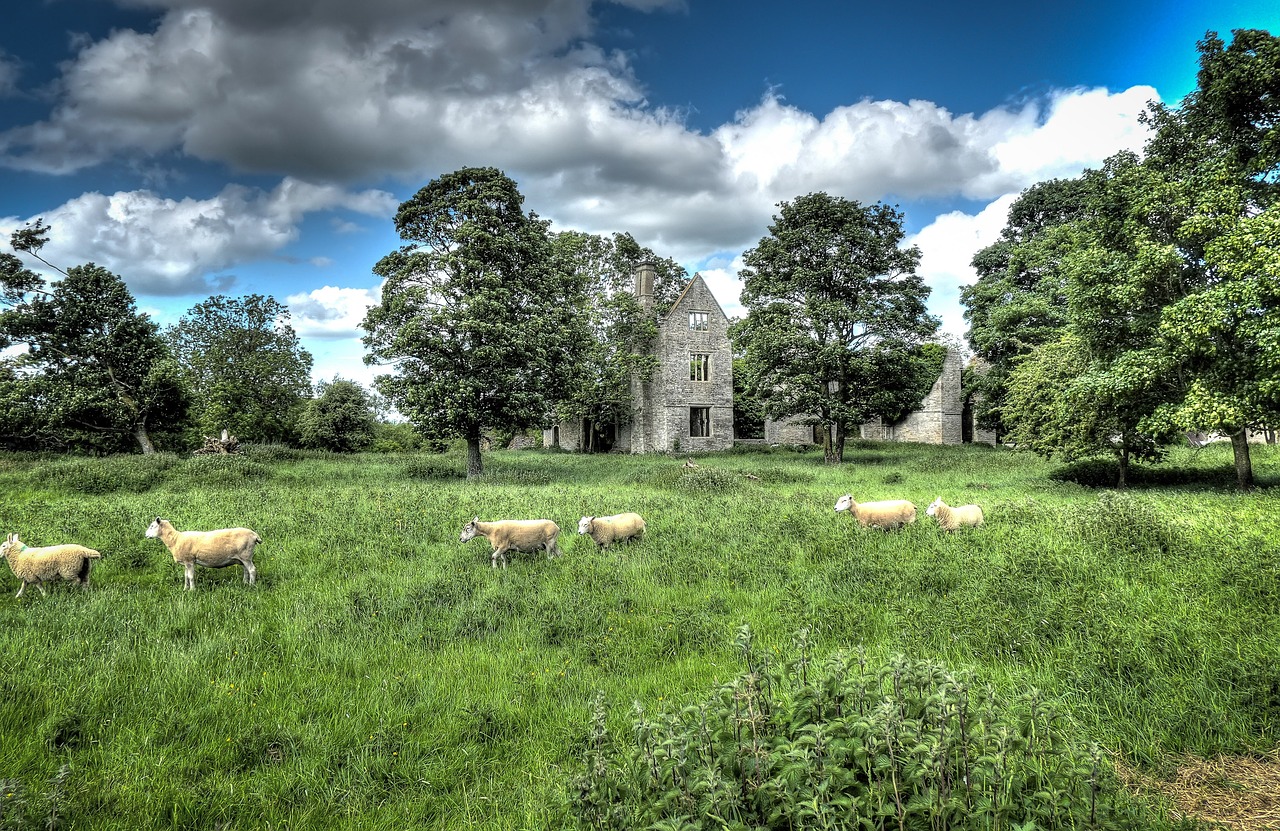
[0,441,1277,829]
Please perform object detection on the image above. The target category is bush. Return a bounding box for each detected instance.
[572,627,1167,830]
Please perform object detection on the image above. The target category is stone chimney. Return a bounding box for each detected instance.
[636,260,656,314]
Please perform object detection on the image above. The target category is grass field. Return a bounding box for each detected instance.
[0,441,1276,829]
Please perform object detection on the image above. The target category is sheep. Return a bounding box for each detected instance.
[0,533,102,597]
[460,517,561,568]
[926,497,985,531]
[577,513,646,549]
[834,494,917,530]
[145,517,260,591]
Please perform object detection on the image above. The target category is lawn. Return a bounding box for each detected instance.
[0,440,1276,829]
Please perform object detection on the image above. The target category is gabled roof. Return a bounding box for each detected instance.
[664,273,730,324]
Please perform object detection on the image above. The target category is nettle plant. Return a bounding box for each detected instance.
[573,627,1146,831]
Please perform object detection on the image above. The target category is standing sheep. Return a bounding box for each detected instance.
[834,494,917,530]
[145,517,261,591]
[460,517,561,568]
[577,513,646,549]
[0,533,102,597]
[926,497,985,531]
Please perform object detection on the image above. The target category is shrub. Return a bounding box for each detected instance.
[572,627,1166,830]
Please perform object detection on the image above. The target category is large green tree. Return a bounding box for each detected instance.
[961,177,1093,435]
[1141,29,1280,487]
[548,230,686,450]
[0,224,188,454]
[362,167,591,477]
[298,377,378,452]
[166,294,314,445]
[730,193,940,464]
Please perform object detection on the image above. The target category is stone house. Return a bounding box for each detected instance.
[546,262,989,452]
[545,262,735,453]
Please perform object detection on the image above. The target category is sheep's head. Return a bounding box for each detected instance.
[459,518,480,543]
[926,497,943,517]
[0,533,20,558]
[145,517,166,539]
[577,517,594,535]
[834,494,854,512]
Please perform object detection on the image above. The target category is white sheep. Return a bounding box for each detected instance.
[145,517,261,591]
[577,513,646,549]
[0,533,102,597]
[460,517,561,568]
[926,497,985,531]
[834,494,917,530]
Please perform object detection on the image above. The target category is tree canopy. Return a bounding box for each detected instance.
[298,377,378,452]
[362,166,591,477]
[730,192,939,464]
[0,223,188,454]
[166,294,314,445]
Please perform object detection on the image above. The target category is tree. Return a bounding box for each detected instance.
[362,167,591,477]
[548,231,686,451]
[298,377,378,452]
[1140,29,1280,487]
[166,294,314,445]
[0,224,188,454]
[960,177,1093,436]
[730,193,940,464]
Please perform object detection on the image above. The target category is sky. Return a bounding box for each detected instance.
[1,0,1277,388]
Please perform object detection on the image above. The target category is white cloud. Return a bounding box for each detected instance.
[2,179,395,294]
[908,194,1018,341]
[286,284,380,339]
[0,52,19,98]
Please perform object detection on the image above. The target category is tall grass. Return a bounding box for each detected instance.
[0,441,1275,828]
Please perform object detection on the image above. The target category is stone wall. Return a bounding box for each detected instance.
[860,347,965,445]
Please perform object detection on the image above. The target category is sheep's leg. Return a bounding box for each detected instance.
[14,582,24,598]
[184,563,196,590]
[36,581,48,596]
[492,547,507,568]
[243,559,257,585]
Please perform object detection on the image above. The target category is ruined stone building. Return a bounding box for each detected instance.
[545,261,735,453]
[546,263,989,452]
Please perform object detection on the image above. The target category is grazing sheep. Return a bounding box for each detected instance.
[926,497,985,531]
[0,533,102,598]
[146,517,260,591]
[577,513,646,549]
[834,494,917,530]
[460,517,561,568]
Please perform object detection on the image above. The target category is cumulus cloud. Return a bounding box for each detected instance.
[287,284,380,339]
[0,1,1157,265]
[1,179,396,294]
[907,195,1018,341]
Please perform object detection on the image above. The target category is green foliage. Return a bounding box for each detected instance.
[362,167,593,476]
[31,453,182,495]
[298,378,378,452]
[0,229,191,455]
[573,628,1149,830]
[731,193,940,463]
[165,294,313,446]
[369,421,428,453]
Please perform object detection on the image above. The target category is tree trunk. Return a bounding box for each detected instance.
[134,422,156,455]
[1116,445,1128,489]
[821,423,837,464]
[1230,429,1254,489]
[832,421,847,464]
[466,436,484,479]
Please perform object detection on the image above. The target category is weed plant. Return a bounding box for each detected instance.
[0,441,1273,828]
[574,626,1161,830]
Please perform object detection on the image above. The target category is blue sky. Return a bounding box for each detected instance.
[1,0,1276,387]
